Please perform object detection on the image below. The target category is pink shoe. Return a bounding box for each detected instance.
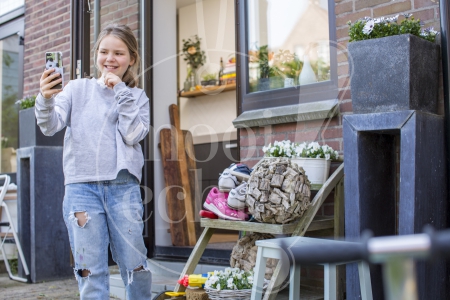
[203,187,248,221]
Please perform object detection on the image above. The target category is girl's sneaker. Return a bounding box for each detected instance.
[199,209,219,219]
[218,170,239,192]
[203,187,248,221]
[227,182,248,211]
[228,163,253,181]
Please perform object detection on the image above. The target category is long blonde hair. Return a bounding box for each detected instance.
[93,24,140,87]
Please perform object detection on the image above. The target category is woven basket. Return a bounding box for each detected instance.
[205,288,252,300]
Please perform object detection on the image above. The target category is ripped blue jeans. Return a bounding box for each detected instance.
[63,170,152,300]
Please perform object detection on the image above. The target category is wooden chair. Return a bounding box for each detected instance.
[173,163,344,300]
[0,174,30,282]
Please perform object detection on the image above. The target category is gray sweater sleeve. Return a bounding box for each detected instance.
[35,81,72,136]
[114,82,150,145]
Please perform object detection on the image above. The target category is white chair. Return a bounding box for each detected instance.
[0,174,30,282]
[251,236,373,300]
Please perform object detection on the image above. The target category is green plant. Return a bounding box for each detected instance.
[182,35,206,70]
[16,95,36,110]
[262,140,339,160]
[271,49,302,79]
[258,45,270,79]
[1,136,8,148]
[348,13,439,43]
[9,259,18,275]
[202,73,217,81]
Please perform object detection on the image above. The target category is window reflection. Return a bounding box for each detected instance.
[247,0,330,93]
[0,34,19,173]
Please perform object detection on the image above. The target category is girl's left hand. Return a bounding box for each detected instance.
[104,72,122,88]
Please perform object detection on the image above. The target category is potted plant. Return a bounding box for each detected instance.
[16,95,65,148]
[201,73,217,86]
[182,35,206,90]
[262,140,339,185]
[347,13,440,114]
[204,267,262,299]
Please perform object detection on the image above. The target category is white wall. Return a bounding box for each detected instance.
[153,0,177,246]
[178,0,237,144]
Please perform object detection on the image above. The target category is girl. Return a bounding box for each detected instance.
[36,24,152,299]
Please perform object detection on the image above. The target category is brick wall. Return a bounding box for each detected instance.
[88,0,140,76]
[23,0,140,96]
[23,0,71,96]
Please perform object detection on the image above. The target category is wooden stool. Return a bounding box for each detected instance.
[251,237,373,300]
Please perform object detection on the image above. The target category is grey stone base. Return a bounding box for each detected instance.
[16,146,72,282]
[343,110,448,300]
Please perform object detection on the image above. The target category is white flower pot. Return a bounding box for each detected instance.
[291,158,331,185]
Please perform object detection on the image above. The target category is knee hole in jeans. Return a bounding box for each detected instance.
[78,269,91,278]
[73,211,90,228]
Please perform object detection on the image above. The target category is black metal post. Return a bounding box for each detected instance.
[441,0,450,206]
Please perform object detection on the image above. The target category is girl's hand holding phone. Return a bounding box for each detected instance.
[40,68,63,99]
[103,72,122,88]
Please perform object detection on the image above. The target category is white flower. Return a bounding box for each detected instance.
[227,278,234,289]
[363,20,375,35]
[217,283,221,290]
[263,140,338,160]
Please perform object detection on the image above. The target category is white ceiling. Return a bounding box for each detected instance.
[176,0,198,9]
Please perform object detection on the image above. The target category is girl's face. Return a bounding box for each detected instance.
[96,35,135,79]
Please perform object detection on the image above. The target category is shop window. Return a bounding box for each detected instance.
[236,0,338,111]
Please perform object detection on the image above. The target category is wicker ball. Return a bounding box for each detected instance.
[245,157,311,224]
[230,232,277,280]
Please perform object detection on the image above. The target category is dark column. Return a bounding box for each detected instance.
[343,110,448,300]
[17,146,72,282]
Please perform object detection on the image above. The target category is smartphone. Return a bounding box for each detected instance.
[45,52,63,89]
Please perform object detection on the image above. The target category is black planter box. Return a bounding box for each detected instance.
[348,34,440,114]
[19,107,65,148]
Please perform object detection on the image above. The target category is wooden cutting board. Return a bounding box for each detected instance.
[159,104,202,246]
[160,128,189,246]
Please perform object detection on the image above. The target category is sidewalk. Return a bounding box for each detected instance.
[0,272,83,300]
[0,260,323,299]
